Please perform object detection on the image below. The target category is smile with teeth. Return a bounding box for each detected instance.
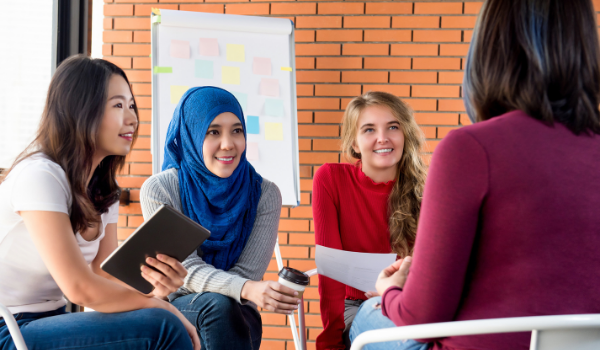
[119,133,133,137]
[216,157,234,161]
[374,148,393,154]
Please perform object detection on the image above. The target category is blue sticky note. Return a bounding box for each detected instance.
[231,92,248,114]
[247,116,260,134]
[265,99,284,117]
[195,60,213,79]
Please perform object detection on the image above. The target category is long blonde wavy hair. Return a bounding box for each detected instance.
[341,91,427,257]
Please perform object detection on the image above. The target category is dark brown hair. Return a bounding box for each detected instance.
[463,0,600,135]
[1,55,138,233]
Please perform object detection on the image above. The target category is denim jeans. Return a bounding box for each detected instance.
[350,297,430,350]
[0,306,193,350]
[171,292,262,350]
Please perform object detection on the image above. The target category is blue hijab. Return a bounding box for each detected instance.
[162,86,263,271]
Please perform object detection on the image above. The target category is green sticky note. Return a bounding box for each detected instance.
[195,60,213,79]
[265,99,284,117]
[152,15,161,23]
[265,122,284,141]
[226,44,245,63]
[222,66,240,85]
[231,91,247,114]
[154,66,172,74]
[170,85,189,104]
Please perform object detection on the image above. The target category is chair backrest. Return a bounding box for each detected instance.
[0,302,28,350]
[535,328,600,350]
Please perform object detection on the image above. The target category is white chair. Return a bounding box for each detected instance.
[350,314,600,350]
[0,302,28,350]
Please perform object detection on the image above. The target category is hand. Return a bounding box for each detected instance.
[375,256,412,296]
[169,305,201,350]
[364,291,380,299]
[141,254,187,300]
[241,280,301,314]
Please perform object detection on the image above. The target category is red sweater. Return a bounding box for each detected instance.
[382,111,600,350]
[313,162,395,350]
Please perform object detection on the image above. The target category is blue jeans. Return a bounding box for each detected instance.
[0,306,193,350]
[350,297,430,350]
[171,292,262,350]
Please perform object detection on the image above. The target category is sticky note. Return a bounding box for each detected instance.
[253,57,271,75]
[260,78,280,98]
[199,38,219,56]
[195,60,213,79]
[222,66,240,85]
[246,116,260,134]
[265,122,284,141]
[246,142,259,161]
[226,44,245,62]
[153,66,172,73]
[170,85,189,104]
[231,92,248,114]
[265,99,284,117]
[170,40,190,59]
[281,67,293,72]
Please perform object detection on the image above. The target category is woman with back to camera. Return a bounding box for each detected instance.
[140,86,299,350]
[349,0,600,349]
[313,91,427,349]
[0,55,199,349]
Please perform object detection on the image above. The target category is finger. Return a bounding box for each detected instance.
[141,265,179,291]
[267,298,299,311]
[141,271,168,296]
[157,254,188,278]
[146,257,179,280]
[398,256,412,275]
[269,282,300,298]
[267,289,301,305]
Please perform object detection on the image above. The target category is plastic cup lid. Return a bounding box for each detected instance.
[278,267,310,286]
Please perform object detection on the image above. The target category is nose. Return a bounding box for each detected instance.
[220,132,234,150]
[126,107,138,130]
[376,130,389,144]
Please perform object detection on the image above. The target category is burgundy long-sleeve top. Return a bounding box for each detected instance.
[313,162,395,350]
[382,110,600,350]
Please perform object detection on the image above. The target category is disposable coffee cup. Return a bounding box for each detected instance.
[278,267,309,298]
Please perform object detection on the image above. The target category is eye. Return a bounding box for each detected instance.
[364,128,374,133]
[114,103,123,108]
[389,125,399,130]
[233,128,244,134]
[129,104,136,109]
[207,129,219,136]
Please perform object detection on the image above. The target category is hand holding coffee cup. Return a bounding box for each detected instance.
[240,268,307,315]
[278,267,309,299]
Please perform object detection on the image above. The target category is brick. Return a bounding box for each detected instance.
[102,44,112,56]
[133,31,150,43]
[114,18,151,30]
[137,123,151,136]
[117,215,127,227]
[104,4,133,16]
[464,30,474,43]
[300,192,311,205]
[124,70,151,83]
[205,0,248,2]
[135,4,177,16]
[226,3,270,15]
[365,2,412,15]
[118,164,129,175]
[412,85,460,98]
[127,215,145,227]
[362,84,410,97]
[298,111,313,123]
[390,71,436,84]
[391,44,438,56]
[180,4,224,13]
[364,57,410,69]
[297,84,314,96]
[117,228,135,240]
[414,2,463,15]
[342,71,388,83]
[413,57,461,70]
[464,2,483,14]
[316,30,362,42]
[289,233,316,245]
[363,30,411,42]
[296,71,340,83]
[296,30,315,42]
[438,99,466,112]
[344,16,390,29]
[137,110,151,122]
[271,3,316,15]
[299,139,313,152]
[263,327,294,340]
[114,0,156,2]
[316,57,362,69]
[392,16,439,28]
[103,31,133,43]
[315,84,361,96]
[343,43,388,56]
[261,313,287,326]
[403,99,437,111]
[414,112,459,125]
[129,190,141,202]
[132,137,150,149]
[299,165,313,177]
[296,44,341,56]
[440,43,470,56]
[413,30,462,42]
[130,163,152,175]
[260,340,286,350]
[421,126,436,138]
[103,18,113,30]
[439,71,464,84]
[297,98,340,110]
[113,44,150,56]
[312,139,341,151]
[438,126,460,138]
[460,113,472,125]
[296,57,315,69]
[318,2,364,15]
[442,16,477,29]
[296,16,342,29]
[103,56,132,69]
[133,57,151,69]
[299,152,339,164]
[278,219,310,232]
[115,176,146,189]
[288,259,317,272]
[314,111,343,124]
[424,140,441,152]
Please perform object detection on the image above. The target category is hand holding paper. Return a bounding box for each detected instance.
[375,256,412,295]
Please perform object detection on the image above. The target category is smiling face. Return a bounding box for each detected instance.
[203,112,246,178]
[96,74,138,159]
[352,104,405,182]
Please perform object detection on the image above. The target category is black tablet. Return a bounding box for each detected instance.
[101,204,211,294]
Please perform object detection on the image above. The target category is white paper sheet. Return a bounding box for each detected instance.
[315,245,397,293]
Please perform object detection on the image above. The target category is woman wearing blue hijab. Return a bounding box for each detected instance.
[140,87,299,350]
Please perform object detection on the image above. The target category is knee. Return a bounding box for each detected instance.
[139,308,186,333]
[350,297,383,341]
[194,293,237,314]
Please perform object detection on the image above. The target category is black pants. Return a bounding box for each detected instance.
[343,299,365,349]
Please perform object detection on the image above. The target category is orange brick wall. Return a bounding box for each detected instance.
[102,1,481,349]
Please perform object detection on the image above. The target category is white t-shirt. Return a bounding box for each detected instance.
[0,154,119,313]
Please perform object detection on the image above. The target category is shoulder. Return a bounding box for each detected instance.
[141,168,179,197]
[314,162,356,187]
[9,155,69,191]
[257,178,282,212]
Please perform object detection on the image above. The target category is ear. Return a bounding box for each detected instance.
[351,140,360,156]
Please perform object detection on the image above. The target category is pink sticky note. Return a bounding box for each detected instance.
[199,38,219,57]
[260,78,279,98]
[170,40,190,59]
[247,142,259,161]
[253,57,271,75]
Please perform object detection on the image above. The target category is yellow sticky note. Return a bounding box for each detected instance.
[281,67,293,72]
[170,86,189,104]
[226,44,245,62]
[265,122,284,141]
[222,66,240,85]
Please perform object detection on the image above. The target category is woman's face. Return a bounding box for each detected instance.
[96,74,138,158]
[203,112,246,178]
[353,105,405,177]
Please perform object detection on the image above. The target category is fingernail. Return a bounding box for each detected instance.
[157,254,163,260]
[294,291,298,296]
[405,256,412,262]
[141,266,147,271]
[297,299,301,304]
[146,257,153,263]
[294,305,298,309]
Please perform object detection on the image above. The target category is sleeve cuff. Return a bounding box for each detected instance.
[231,277,250,304]
[381,286,403,318]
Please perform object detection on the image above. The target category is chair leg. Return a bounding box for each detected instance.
[298,295,307,350]
[0,304,28,350]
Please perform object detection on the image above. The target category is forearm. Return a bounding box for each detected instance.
[182,253,249,302]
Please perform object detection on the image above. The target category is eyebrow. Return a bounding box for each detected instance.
[208,122,243,128]
[360,121,400,130]
[108,95,134,102]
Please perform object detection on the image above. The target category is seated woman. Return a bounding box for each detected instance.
[140,86,299,350]
[0,56,199,350]
[313,91,427,349]
[350,0,600,349]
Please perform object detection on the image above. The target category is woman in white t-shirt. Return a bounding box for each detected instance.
[0,55,199,350]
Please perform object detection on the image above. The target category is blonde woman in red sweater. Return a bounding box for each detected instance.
[313,91,427,350]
